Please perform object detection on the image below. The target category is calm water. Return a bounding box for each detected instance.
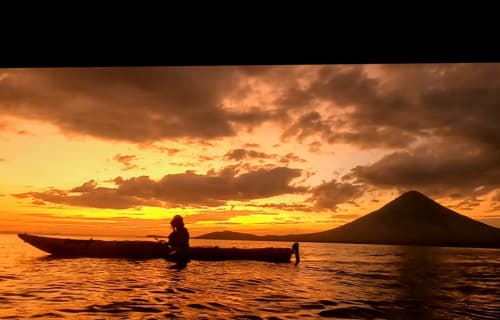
[0,234,499,319]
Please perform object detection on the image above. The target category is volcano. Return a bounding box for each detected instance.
[197,191,500,248]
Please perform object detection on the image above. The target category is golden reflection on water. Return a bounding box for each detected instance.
[1,234,499,319]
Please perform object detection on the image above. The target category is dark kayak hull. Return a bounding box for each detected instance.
[18,234,293,263]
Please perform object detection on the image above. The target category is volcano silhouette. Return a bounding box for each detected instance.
[198,191,500,248]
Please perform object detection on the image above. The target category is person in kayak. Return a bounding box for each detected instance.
[168,215,190,266]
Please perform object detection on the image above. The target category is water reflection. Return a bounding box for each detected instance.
[1,235,499,319]
[395,246,443,319]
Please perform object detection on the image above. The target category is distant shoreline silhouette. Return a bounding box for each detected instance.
[195,191,500,249]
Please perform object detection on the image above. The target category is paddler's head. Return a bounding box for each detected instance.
[170,215,184,230]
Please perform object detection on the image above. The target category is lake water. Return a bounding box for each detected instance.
[0,233,499,319]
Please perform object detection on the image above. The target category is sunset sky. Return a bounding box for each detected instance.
[1,64,500,237]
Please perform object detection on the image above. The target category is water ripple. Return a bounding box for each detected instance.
[1,235,498,319]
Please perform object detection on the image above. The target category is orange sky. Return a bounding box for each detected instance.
[1,65,500,237]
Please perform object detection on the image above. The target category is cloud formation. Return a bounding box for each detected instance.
[307,179,366,211]
[278,153,307,165]
[247,202,315,212]
[345,141,500,199]
[0,67,261,142]
[113,154,139,171]
[223,148,306,165]
[13,188,163,209]
[491,192,500,211]
[273,64,500,206]
[13,166,305,209]
[71,180,98,192]
[4,64,500,212]
[224,149,275,161]
[3,65,500,152]
[277,64,500,151]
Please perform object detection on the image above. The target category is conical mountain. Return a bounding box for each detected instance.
[290,190,500,247]
[197,191,500,248]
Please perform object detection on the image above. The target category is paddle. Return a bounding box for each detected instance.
[150,236,179,258]
[149,235,188,263]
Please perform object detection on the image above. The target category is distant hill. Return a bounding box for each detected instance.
[195,191,500,248]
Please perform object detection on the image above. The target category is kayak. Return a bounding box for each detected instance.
[18,233,299,263]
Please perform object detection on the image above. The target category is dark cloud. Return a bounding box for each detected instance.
[243,143,260,148]
[275,64,500,204]
[224,149,276,161]
[278,153,307,165]
[0,66,312,144]
[448,197,482,211]
[346,141,500,199]
[13,188,163,209]
[227,107,289,128]
[185,139,214,147]
[223,148,306,166]
[281,111,333,143]
[13,166,305,209]
[247,202,315,212]
[113,154,138,171]
[138,144,182,156]
[4,65,500,152]
[71,180,98,193]
[5,65,500,209]
[378,64,500,151]
[229,162,276,173]
[0,67,276,142]
[274,87,317,109]
[278,64,500,151]
[281,109,416,149]
[307,179,366,211]
[0,157,5,162]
